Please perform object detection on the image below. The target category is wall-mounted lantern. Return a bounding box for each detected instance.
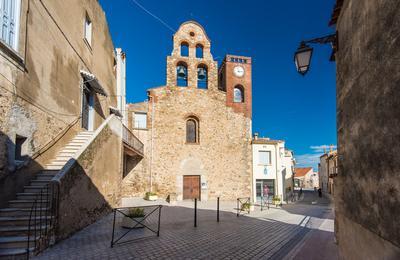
[294,33,337,76]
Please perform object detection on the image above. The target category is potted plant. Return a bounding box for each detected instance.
[241,202,251,212]
[145,192,158,201]
[272,196,282,206]
[121,208,145,228]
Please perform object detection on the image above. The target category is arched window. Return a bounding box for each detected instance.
[233,85,244,103]
[176,62,188,86]
[186,117,199,143]
[180,42,189,57]
[196,44,203,58]
[197,64,208,89]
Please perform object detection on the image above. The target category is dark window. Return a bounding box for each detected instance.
[180,42,189,57]
[196,44,203,58]
[197,64,208,89]
[15,135,27,161]
[176,62,188,86]
[186,118,198,143]
[233,85,244,102]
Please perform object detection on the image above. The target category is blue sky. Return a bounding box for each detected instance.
[99,0,337,170]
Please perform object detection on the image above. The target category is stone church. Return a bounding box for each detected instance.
[123,21,253,201]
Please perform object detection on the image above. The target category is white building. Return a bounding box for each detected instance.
[251,134,295,203]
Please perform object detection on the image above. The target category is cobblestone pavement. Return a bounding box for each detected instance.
[35,192,336,259]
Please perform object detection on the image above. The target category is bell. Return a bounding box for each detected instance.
[197,68,206,80]
[177,66,186,78]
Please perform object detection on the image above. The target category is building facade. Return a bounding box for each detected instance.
[123,21,253,201]
[318,150,337,195]
[251,135,295,203]
[294,167,319,189]
[331,0,400,257]
[0,0,142,257]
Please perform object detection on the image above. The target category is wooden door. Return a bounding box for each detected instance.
[183,175,200,200]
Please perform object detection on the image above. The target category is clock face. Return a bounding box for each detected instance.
[233,66,245,77]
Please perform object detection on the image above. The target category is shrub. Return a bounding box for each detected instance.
[126,208,145,218]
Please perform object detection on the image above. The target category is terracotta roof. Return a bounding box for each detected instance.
[294,167,313,177]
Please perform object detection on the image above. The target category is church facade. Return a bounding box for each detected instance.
[123,21,253,201]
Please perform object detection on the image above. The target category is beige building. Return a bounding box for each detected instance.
[294,167,319,189]
[0,0,142,257]
[318,150,337,195]
[251,134,295,203]
[123,21,253,201]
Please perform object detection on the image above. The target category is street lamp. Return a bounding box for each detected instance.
[294,42,313,75]
[294,33,337,76]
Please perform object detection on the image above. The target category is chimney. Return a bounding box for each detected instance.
[329,144,334,152]
[253,132,259,140]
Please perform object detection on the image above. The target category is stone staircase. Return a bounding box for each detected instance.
[0,131,93,259]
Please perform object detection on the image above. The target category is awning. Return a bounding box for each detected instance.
[109,106,123,117]
[80,70,108,97]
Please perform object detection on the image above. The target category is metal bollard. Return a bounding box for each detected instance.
[261,196,263,211]
[194,198,197,227]
[217,197,220,222]
[236,198,239,217]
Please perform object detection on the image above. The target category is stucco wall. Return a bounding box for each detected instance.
[335,0,400,257]
[0,0,117,203]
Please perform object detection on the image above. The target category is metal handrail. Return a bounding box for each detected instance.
[236,197,251,217]
[122,124,144,155]
[26,182,60,259]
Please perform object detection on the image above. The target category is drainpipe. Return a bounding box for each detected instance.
[275,143,279,199]
[149,93,155,193]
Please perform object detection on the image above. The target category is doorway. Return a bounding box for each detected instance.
[256,179,275,202]
[183,175,200,200]
[82,87,94,131]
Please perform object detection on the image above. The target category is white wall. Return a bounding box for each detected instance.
[252,141,285,202]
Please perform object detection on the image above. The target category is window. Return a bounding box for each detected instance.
[259,151,271,165]
[0,0,21,50]
[186,117,199,143]
[134,112,147,129]
[195,44,203,58]
[233,85,244,102]
[180,42,189,57]
[197,64,207,89]
[176,61,188,86]
[84,14,92,46]
[15,135,27,161]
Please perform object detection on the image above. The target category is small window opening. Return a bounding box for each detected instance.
[15,135,27,161]
[176,62,188,86]
[196,44,204,58]
[233,85,244,103]
[186,117,199,143]
[197,64,208,89]
[180,42,189,57]
[84,14,92,46]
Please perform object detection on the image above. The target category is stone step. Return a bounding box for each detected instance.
[9,200,49,209]
[34,174,55,181]
[16,193,50,200]
[29,180,50,187]
[0,225,49,236]
[0,236,36,249]
[0,208,49,217]
[70,138,89,142]
[64,143,83,147]
[57,152,75,158]
[44,165,62,170]
[50,159,69,165]
[0,216,52,226]
[39,170,59,175]
[0,247,33,258]
[24,186,47,193]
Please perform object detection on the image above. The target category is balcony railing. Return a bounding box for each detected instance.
[122,125,144,156]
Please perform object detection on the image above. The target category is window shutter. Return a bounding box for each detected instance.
[9,0,15,48]
[1,0,10,44]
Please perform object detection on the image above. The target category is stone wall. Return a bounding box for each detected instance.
[56,119,122,240]
[335,0,400,257]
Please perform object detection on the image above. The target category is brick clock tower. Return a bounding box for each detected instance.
[219,55,252,119]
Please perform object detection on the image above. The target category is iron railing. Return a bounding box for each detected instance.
[236,197,251,217]
[122,124,144,155]
[260,196,270,211]
[26,182,60,259]
[111,205,162,247]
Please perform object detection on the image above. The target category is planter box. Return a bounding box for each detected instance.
[146,195,158,201]
[121,216,145,229]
